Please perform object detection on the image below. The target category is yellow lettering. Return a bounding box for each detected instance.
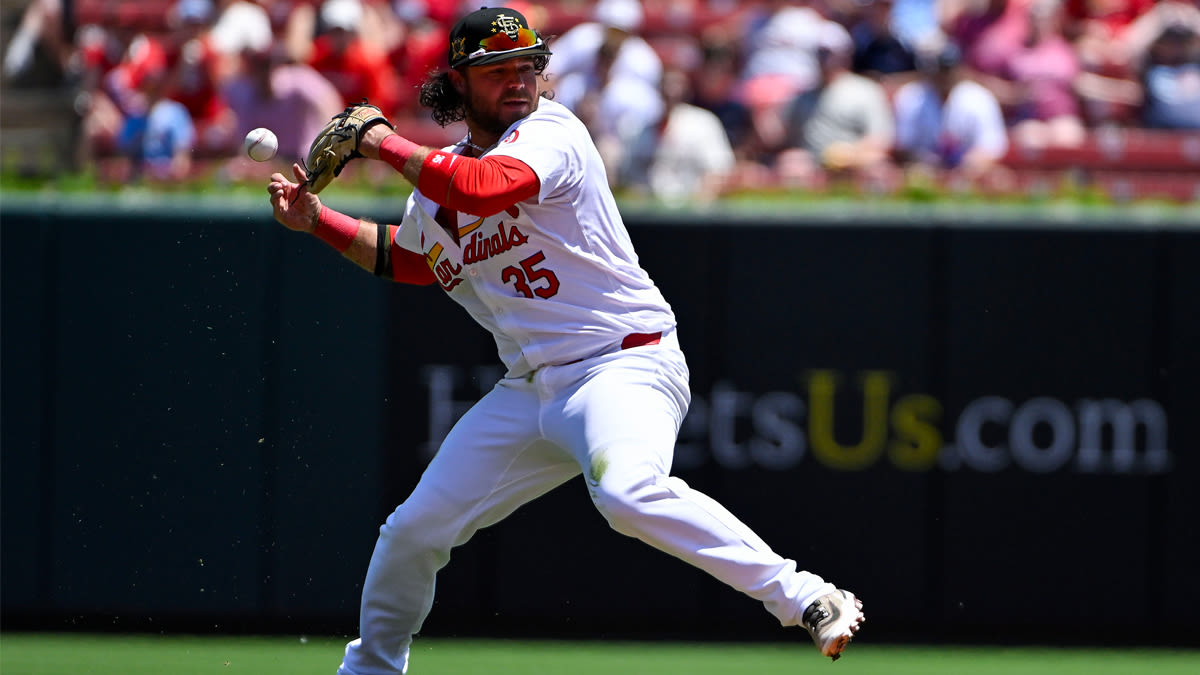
[808,370,890,470]
[889,394,943,471]
[426,242,444,270]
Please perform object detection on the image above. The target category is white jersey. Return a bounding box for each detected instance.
[395,98,675,378]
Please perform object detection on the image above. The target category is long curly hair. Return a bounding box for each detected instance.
[419,53,553,128]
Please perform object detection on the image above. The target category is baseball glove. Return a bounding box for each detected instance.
[303,101,395,194]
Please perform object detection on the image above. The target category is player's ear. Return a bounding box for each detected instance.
[448,68,466,95]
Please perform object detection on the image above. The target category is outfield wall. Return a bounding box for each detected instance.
[2,198,1197,645]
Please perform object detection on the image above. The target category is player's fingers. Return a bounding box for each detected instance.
[268,173,296,201]
[291,162,309,186]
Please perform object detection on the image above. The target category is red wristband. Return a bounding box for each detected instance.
[379,134,420,174]
[313,206,359,252]
[380,133,462,203]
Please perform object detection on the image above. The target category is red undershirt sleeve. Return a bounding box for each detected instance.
[378,135,541,217]
[438,154,541,217]
[388,225,436,285]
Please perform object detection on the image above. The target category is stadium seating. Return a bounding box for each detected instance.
[3,0,1198,201]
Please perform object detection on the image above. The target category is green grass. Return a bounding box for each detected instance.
[2,634,1198,675]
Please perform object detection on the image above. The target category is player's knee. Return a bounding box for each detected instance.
[380,501,456,553]
[589,475,662,538]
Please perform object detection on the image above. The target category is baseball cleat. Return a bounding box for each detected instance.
[802,589,865,662]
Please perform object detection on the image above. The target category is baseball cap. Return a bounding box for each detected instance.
[448,7,551,68]
[593,0,643,32]
[916,42,962,74]
[321,0,362,32]
[816,21,852,57]
[210,1,272,54]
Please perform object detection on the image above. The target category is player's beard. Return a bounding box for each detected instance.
[463,81,536,137]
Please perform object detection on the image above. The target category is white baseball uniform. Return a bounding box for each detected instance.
[338,98,835,675]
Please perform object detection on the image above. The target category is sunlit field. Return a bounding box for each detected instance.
[2,633,1198,675]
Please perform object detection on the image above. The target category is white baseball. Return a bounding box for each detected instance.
[244,127,279,162]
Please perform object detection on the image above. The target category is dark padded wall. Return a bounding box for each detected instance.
[3,201,1195,644]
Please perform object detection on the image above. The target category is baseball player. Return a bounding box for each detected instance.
[267,7,864,674]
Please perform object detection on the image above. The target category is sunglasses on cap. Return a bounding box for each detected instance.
[448,7,552,68]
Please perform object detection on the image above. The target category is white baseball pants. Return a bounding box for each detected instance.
[338,331,834,674]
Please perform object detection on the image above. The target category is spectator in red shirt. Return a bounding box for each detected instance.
[1064,0,1156,62]
[83,27,170,161]
[308,0,401,113]
[387,12,447,116]
[1063,0,1157,123]
[165,0,238,155]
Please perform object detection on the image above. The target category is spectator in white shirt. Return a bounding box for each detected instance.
[546,0,664,188]
[647,66,737,206]
[736,0,834,154]
[893,42,1009,179]
[778,22,896,184]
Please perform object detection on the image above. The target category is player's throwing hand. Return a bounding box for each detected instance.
[268,163,321,233]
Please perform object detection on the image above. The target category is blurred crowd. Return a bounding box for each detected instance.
[3,0,1199,199]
